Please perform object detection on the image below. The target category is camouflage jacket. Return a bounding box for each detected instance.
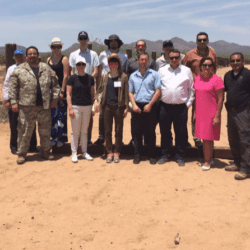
[9,62,60,109]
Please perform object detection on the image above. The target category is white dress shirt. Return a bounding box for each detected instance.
[2,63,17,101]
[158,64,195,108]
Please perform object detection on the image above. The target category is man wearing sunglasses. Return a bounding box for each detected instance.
[94,35,128,145]
[224,52,250,180]
[125,40,156,147]
[69,31,99,145]
[183,32,217,149]
[158,49,194,166]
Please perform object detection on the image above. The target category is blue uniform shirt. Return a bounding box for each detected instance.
[129,68,161,103]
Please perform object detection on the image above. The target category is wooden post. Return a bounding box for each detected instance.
[5,43,16,72]
[126,49,132,59]
[88,44,92,50]
[151,51,156,62]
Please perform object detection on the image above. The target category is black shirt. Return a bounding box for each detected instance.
[31,67,43,106]
[224,67,250,109]
[124,57,156,79]
[67,74,94,106]
[106,76,119,104]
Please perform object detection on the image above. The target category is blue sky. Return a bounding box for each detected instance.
[1,0,250,52]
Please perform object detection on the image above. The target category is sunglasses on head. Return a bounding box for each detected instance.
[109,62,118,66]
[202,64,213,68]
[136,44,145,49]
[51,45,62,49]
[76,63,86,67]
[197,38,207,42]
[230,59,241,63]
[169,56,180,60]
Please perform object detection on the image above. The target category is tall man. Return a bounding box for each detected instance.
[183,32,217,148]
[224,52,250,180]
[69,31,99,144]
[94,34,128,145]
[2,49,37,154]
[9,46,60,164]
[158,49,194,166]
[129,52,161,165]
[125,40,156,146]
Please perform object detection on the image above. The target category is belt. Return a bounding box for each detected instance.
[229,104,250,112]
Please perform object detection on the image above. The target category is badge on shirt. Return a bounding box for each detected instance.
[114,81,121,87]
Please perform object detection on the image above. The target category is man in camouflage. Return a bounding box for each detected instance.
[9,46,60,164]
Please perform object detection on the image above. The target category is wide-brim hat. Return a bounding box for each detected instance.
[107,53,122,71]
[49,37,64,48]
[104,34,123,48]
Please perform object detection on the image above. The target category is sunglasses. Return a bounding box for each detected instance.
[76,63,86,67]
[169,56,180,60]
[197,39,207,42]
[109,62,118,67]
[230,59,241,63]
[202,64,213,68]
[79,37,88,41]
[51,45,62,49]
[136,45,146,49]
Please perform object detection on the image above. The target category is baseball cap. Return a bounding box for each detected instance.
[75,56,86,64]
[163,40,173,48]
[78,31,89,40]
[14,49,24,56]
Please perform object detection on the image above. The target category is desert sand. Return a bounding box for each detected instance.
[1,65,250,250]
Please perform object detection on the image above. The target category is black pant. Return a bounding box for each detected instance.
[132,102,156,158]
[8,109,37,151]
[98,112,105,140]
[159,102,188,159]
[228,108,250,174]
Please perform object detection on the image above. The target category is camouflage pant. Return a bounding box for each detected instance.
[18,105,51,155]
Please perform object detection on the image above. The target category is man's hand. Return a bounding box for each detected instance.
[69,108,75,119]
[213,116,220,127]
[59,93,64,100]
[12,103,18,112]
[4,101,11,109]
[133,105,141,113]
[91,111,95,117]
[143,104,152,113]
[50,101,57,109]
[123,108,128,118]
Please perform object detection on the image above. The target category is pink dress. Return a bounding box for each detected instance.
[194,74,224,141]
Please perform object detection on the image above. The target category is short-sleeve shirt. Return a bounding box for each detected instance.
[129,68,161,103]
[183,47,217,80]
[99,50,128,75]
[125,57,156,79]
[69,48,99,75]
[224,67,250,109]
[67,74,95,106]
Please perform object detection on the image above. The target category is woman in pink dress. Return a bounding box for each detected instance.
[194,57,224,171]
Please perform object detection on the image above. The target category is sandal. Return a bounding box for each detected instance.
[114,154,120,163]
[106,154,113,163]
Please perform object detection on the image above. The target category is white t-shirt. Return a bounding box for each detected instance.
[99,50,128,75]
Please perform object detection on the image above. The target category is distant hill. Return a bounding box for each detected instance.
[1,38,250,56]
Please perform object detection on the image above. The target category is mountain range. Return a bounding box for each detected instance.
[1,37,250,55]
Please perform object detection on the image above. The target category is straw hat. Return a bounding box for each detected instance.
[49,37,64,48]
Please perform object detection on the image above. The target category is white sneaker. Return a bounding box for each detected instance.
[82,152,93,161]
[202,165,210,171]
[72,153,78,163]
[57,141,64,147]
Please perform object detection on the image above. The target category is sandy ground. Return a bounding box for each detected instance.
[1,65,250,250]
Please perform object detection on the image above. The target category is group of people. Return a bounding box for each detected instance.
[2,31,250,181]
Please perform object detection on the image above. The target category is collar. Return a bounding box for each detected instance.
[196,46,209,56]
[79,48,89,54]
[135,68,152,77]
[168,64,181,73]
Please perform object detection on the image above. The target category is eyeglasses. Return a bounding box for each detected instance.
[230,59,241,63]
[169,56,180,60]
[202,64,213,68]
[76,63,86,66]
[197,39,207,42]
[109,62,118,66]
[51,45,62,49]
[136,44,146,49]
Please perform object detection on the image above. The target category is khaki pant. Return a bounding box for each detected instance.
[18,105,51,155]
